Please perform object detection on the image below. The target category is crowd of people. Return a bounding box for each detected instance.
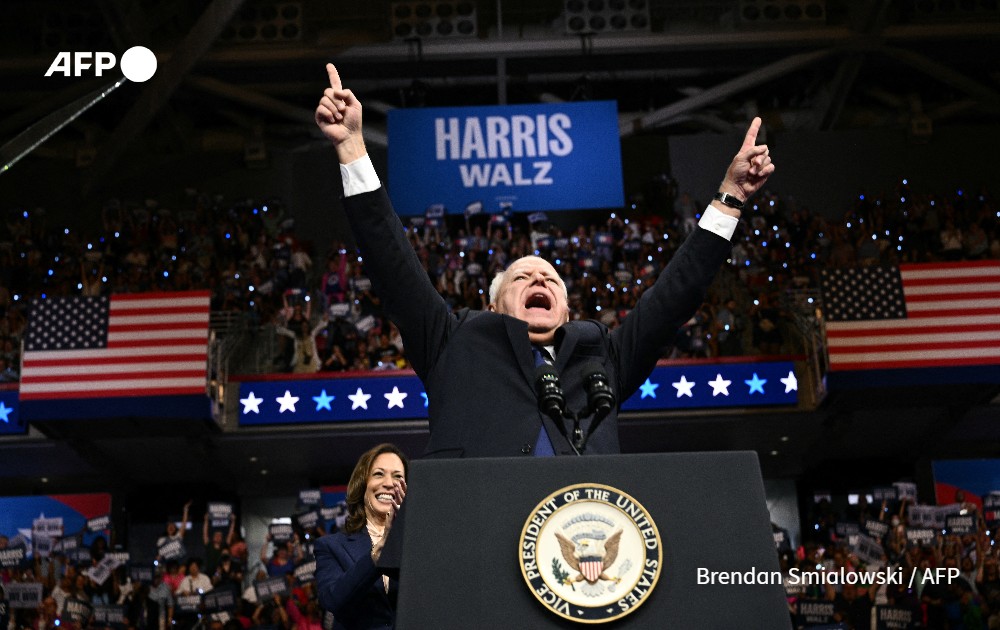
[0,498,348,630]
[2,487,998,630]
[0,179,996,382]
[789,491,1000,629]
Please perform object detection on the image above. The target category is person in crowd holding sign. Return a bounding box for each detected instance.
[175,558,213,596]
[314,63,774,456]
[156,500,192,562]
[314,443,407,630]
[203,509,237,578]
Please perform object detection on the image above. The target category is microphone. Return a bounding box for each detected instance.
[582,362,615,433]
[534,365,565,422]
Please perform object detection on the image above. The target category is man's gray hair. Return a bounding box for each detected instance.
[488,256,568,305]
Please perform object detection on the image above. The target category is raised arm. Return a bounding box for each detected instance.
[611,117,775,398]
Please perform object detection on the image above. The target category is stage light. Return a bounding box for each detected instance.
[391,1,478,40]
[564,0,650,34]
[738,0,826,26]
[221,2,301,43]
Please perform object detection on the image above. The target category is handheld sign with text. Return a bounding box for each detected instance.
[985,493,1000,526]
[294,558,317,584]
[865,519,889,541]
[388,102,624,216]
[175,594,202,614]
[208,502,233,530]
[0,548,25,568]
[298,489,322,510]
[93,605,126,628]
[905,528,936,547]
[269,523,293,545]
[875,605,917,629]
[796,598,836,627]
[253,577,289,603]
[852,534,885,567]
[64,598,94,624]
[834,522,860,538]
[203,588,238,613]
[296,510,322,533]
[87,514,112,533]
[130,564,155,584]
[872,487,898,503]
[33,516,63,540]
[158,539,185,561]
[945,514,975,535]
[893,482,917,502]
[4,583,43,609]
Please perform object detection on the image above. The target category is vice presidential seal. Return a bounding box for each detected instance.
[518,483,662,624]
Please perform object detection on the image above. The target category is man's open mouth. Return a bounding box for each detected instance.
[525,293,551,310]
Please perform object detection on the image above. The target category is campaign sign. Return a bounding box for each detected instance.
[208,502,233,530]
[876,605,917,629]
[130,564,154,584]
[4,582,43,609]
[853,534,885,566]
[985,493,1000,526]
[55,536,79,553]
[269,523,293,544]
[894,482,917,501]
[87,514,111,533]
[945,514,976,535]
[253,577,289,603]
[92,605,126,627]
[67,548,92,566]
[33,516,63,539]
[872,487,898,502]
[294,558,317,584]
[796,598,836,626]
[0,547,25,568]
[64,598,94,624]
[298,489,322,509]
[296,510,321,533]
[203,588,237,613]
[835,522,861,537]
[388,101,624,216]
[905,528,936,546]
[175,594,202,614]
[865,519,889,540]
[158,539,184,561]
[35,536,54,558]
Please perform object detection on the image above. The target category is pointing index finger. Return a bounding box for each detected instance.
[741,116,762,152]
[326,63,342,91]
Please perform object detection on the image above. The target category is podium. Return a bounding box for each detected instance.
[385,451,791,629]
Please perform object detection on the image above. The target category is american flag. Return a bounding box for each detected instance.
[20,291,210,400]
[820,261,1000,371]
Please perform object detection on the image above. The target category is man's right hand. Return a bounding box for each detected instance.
[315,63,366,164]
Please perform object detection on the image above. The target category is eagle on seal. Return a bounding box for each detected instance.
[555,529,623,584]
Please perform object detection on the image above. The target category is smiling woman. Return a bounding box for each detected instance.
[314,443,408,630]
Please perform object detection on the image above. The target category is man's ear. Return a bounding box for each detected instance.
[487,303,496,312]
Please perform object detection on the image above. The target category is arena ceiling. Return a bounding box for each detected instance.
[1,0,1000,501]
[1,0,1000,199]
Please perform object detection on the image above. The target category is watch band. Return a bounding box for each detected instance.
[713,192,745,210]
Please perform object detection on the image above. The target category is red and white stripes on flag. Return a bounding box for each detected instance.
[821,261,1000,371]
[20,291,210,400]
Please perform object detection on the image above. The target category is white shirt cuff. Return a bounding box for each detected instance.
[698,204,738,241]
[340,154,381,197]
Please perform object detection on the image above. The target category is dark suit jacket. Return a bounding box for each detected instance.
[314,531,397,630]
[343,187,732,457]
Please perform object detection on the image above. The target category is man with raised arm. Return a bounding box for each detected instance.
[315,63,774,458]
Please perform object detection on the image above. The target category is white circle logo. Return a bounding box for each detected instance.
[120,46,157,82]
[519,483,662,624]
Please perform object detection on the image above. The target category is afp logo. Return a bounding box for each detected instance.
[44,46,157,83]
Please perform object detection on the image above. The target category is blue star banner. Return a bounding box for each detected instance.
[0,388,26,436]
[237,361,798,426]
[621,361,798,411]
